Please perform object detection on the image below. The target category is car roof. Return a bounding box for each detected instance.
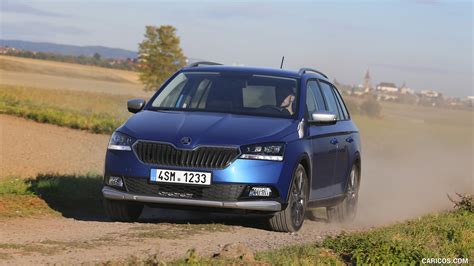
[181,65,330,82]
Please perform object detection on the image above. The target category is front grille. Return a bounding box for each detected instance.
[124,177,245,201]
[133,141,240,169]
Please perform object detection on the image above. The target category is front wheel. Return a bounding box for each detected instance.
[327,164,360,223]
[268,164,308,232]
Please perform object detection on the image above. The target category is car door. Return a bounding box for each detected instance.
[332,86,354,193]
[318,81,352,195]
[305,80,338,200]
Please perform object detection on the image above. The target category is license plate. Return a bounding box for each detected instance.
[150,169,212,186]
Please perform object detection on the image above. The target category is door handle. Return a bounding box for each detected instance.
[345,136,354,143]
[330,138,339,145]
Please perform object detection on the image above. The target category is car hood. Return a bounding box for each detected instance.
[119,110,297,148]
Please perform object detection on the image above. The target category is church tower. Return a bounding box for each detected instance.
[363,69,371,92]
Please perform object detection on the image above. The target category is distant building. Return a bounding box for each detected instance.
[376,82,398,92]
[363,69,372,92]
[375,93,399,101]
[400,87,415,94]
[351,86,366,96]
[463,96,474,108]
[418,90,443,107]
[0,46,18,54]
[399,82,415,94]
[420,90,441,98]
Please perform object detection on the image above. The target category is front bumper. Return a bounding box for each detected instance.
[102,186,282,212]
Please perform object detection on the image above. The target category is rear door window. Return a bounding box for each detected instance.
[319,81,342,120]
[308,80,326,110]
[333,86,349,120]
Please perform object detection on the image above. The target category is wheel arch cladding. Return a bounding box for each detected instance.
[285,154,311,202]
[299,155,311,189]
[353,152,361,174]
[352,152,362,187]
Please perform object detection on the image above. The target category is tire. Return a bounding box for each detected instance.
[327,164,360,223]
[269,164,308,232]
[103,198,143,222]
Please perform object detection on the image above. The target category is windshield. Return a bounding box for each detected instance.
[149,72,298,118]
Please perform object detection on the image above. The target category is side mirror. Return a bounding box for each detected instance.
[310,111,337,125]
[127,98,146,113]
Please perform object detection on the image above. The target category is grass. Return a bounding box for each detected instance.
[0,85,133,134]
[0,173,103,219]
[0,194,57,218]
[318,211,473,264]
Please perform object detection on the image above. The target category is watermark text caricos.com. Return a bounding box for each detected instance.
[422,258,469,264]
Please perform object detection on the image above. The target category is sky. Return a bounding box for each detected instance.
[0,0,472,96]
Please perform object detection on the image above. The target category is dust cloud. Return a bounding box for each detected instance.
[355,115,473,226]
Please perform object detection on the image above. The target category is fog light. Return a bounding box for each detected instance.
[107,176,123,187]
[249,187,272,197]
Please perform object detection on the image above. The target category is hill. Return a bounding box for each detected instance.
[0,39,137,59]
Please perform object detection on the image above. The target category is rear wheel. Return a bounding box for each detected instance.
[327,164,360,223]
[103,198,143,222]
[269,164,308,232]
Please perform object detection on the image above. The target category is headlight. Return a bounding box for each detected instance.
[240,143,285,161]
[108,131,135,151]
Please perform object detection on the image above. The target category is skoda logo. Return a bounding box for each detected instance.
[180,137,192,145]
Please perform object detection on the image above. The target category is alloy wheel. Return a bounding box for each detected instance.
[345,167,359,218]
[291,168,306,228]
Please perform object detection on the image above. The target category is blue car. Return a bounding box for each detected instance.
[102,62,361,232]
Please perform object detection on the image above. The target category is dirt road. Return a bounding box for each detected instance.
[0,115,107,178]
[1,211,350,264]
[0,114,472,264]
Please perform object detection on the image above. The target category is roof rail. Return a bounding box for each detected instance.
[187,61,222,67]
[298,68,328,79]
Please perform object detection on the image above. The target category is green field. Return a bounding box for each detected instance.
[0,56,150,133]
[0,85,131,133]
